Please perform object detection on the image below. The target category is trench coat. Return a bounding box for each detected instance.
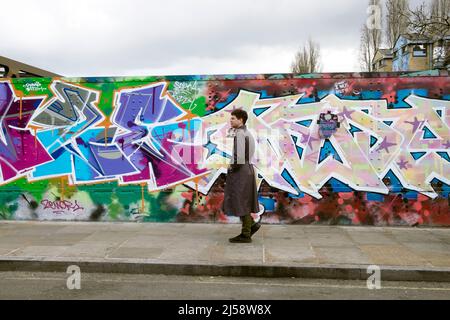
[222,125,260,217]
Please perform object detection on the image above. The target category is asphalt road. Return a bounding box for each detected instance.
[0,271,450,300]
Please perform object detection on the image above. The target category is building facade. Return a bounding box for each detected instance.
[373,34,449,72]
[372,49,394,72]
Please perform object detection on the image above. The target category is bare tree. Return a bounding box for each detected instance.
[405,1,449,36]
[359,0,382,71]
[291,38,322,73]
[400,0,450,68]
[385,0,411,48]
[431,0,450,22]
[430,0,450,67]
[360,25,374,71]
[359,0,449,71]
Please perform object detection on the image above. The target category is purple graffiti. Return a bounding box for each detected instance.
[113,83,207,188]
[0,82,52,183]
[40,199,84,214]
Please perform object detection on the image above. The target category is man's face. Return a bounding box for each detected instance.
[230,115,243,128]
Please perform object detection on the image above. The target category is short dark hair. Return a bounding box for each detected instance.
[231,109,248,124]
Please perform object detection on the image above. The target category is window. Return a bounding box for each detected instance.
[413,44,427,57]
[0,64,8,77]
[393,50,399,60]
[16,70,41,78]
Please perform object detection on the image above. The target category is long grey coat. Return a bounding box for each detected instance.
[222,125,260,217]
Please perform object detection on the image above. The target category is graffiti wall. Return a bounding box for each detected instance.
[0,72,448,226]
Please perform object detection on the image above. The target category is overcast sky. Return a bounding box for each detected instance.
[0,0,426,77]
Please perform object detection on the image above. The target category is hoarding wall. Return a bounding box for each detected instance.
[0,72,448,226]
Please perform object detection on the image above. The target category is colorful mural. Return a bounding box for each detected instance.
[0,72,448,226]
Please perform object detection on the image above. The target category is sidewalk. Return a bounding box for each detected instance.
[1,221,450,282]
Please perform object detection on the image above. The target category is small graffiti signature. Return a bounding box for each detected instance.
[23,81,45,92]
[334,81,349,95]
[40,199,84,214]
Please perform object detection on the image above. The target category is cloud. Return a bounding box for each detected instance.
[0,0,395,76]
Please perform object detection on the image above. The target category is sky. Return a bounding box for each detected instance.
[0,0,426,77]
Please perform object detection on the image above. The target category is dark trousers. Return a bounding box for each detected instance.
[240,215,254,238]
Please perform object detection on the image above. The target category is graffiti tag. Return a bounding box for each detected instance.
[40,199,84,214]
[24,81,45,92]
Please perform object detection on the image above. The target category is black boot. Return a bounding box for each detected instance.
[229,234,252,243]
[251,222,261,236]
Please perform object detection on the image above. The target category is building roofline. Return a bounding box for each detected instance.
[0,56,61,77]
[393,34,434,50]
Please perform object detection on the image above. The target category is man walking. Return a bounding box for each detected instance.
[222,109,261,243]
